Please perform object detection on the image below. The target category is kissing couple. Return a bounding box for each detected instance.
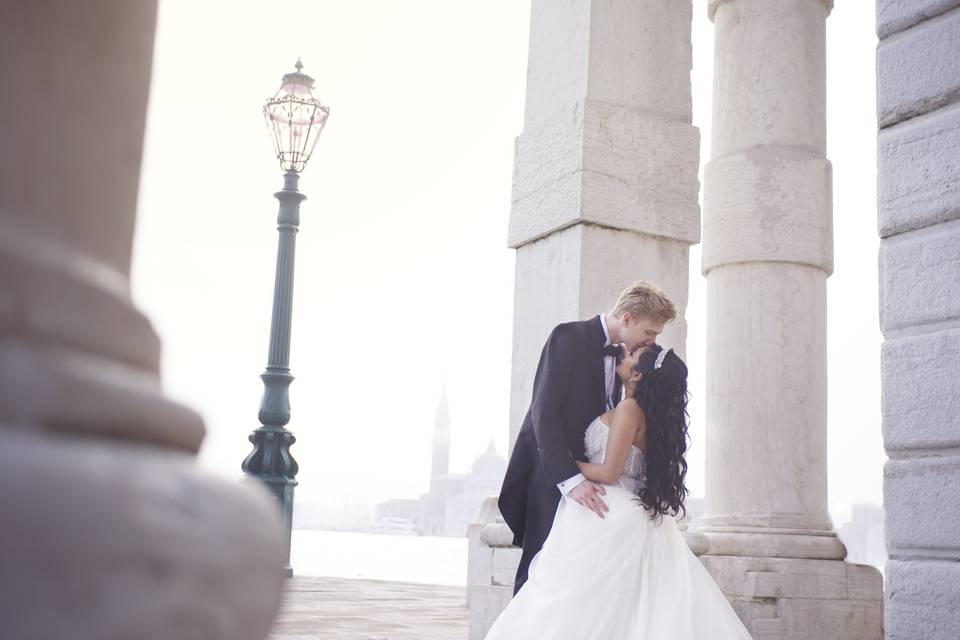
[487,281,752,639]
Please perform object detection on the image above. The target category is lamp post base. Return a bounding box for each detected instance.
[242,426,298,574]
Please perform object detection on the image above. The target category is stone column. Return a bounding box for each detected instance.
[699,0,882,637]
[877,2,960,638]
[0,3,286,639]
[470,1,700,637]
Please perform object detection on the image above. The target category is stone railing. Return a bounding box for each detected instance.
[466,497,519,640]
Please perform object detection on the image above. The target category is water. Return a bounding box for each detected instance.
[290,529,468,586]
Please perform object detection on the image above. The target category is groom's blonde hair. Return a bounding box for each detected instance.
[611,281,676,325]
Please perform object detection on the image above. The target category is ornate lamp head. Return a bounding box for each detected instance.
[263,58,330,173]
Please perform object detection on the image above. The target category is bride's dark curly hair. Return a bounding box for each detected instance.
[631,346,690,523]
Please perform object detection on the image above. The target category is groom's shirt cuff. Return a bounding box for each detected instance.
[557,473,586,496]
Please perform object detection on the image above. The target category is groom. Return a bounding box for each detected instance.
[498,281,677,594]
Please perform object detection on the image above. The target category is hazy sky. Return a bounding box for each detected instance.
[133,0,882,523]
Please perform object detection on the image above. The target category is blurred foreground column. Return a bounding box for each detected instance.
[699,0,882,637]
[468,1,700,637]
[877,2,960,638]
[0,3,286,639]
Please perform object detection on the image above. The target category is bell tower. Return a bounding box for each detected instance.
[430,386,451,489]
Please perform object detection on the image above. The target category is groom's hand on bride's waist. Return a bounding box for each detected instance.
[568,480,608,518]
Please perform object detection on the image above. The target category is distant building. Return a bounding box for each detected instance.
[837,503,887,572]
[420,386,507,537]
[431,385,451,491]
[374,498,422,524]
[369,516,419,536]
[422,440,507,537]
[684,496,705,530]
[295,494,374,531]
[374,387,507,537]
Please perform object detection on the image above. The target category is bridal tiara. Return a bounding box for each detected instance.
[654,348,670,370]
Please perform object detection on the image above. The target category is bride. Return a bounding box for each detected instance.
[485,346,753,639]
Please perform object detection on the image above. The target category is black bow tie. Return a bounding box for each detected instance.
[602,344,623,361]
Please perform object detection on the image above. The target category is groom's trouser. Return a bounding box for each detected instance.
[514,465,562,595]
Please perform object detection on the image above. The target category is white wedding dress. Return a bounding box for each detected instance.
[485,417,753,639]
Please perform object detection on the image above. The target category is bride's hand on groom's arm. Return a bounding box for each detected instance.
[567,479,608,518]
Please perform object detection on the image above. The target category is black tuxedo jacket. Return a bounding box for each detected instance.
[498,315,620,552]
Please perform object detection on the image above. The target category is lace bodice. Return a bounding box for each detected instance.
[583,416,646,494]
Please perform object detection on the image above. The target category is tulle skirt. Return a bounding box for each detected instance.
[485,485,753,639]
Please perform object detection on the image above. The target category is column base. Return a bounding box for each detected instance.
[700,527,848,559]
[701,555,884,640]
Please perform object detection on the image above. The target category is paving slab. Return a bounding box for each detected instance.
[269,577,468,640]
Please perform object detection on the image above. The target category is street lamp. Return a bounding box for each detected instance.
[242,59,329,576]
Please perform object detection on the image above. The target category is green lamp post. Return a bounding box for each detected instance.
[242,59,329,577]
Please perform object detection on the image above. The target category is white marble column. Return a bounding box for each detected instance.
[0,3,286,639]
[700,0,841,559]
[699,1,882,637]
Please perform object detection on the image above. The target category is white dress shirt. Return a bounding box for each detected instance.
[557,314,616,496]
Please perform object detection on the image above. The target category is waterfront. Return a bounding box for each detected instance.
[290,529,468,586]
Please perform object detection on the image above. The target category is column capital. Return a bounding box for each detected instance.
[708,0,833,22]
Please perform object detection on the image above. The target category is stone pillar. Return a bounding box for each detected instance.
[699,0,882,637]
[470,1,700,637]
[877,2,960,638]
[701,0,839,561]
[0,3,286,639]
[507,0,700,447]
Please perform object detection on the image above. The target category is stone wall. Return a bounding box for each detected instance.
[876,2,960,638]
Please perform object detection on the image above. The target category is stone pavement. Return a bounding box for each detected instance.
[269,577,468,640]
